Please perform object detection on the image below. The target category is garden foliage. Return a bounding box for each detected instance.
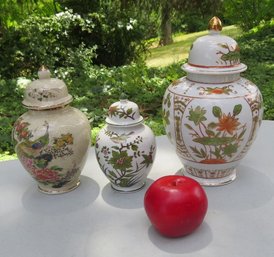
[238,20,274,119]
[0,9,147,79]
[224,0,274,31]
[0,14,273,158]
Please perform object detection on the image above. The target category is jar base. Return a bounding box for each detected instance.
[38,180,81,194]
[179,167,237,186]
[111,181,145,193]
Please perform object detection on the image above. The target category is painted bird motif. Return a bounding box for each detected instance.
[16,122,50,159]
[108,131,135,144]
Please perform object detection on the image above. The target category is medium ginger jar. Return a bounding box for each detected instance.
[162,17,263,186]
[13,67,91,194]
[95,99,156,192]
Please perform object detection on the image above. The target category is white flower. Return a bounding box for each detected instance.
[117,21,123,28]
[126,24,133,30]
[130,18,137,25]
[16,78,31,89]
[56,12,64,17]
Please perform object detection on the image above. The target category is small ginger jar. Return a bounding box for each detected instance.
[162,17,263,186]
[13,67,91,194]
[95,99,156,192]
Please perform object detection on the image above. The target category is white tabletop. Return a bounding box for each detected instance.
[1,120,274,257]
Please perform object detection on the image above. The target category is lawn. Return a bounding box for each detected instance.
[146,25,242,67]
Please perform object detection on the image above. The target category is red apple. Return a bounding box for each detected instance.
[144,175,208,237]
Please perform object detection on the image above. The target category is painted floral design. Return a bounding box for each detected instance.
[13,118,78,188]
[96,130,155,188]
[108,105,135,120]
[162,92,171,127]
[13,119,33,141]
[185,104,246,163]
[28,88,56,101]
[216,113,240,134]
[198,85,237,95]
[216,43,240,65]
[109,150,133,171]
[171,79,181,87]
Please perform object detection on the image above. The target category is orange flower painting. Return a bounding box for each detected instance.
[217,113,240,135]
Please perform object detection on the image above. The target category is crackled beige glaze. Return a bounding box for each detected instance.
[13,69,91,194]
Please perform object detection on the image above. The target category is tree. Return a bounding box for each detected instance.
[158,0,224,45]
[0,0,57,30]
[56,0,100,13]
[224,0,274,31]
[159,0,173,45]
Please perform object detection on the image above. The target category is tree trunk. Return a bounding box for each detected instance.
[159,1,173,46]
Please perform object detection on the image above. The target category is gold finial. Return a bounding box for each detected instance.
[39,65,48,71]
[208,16,222,31]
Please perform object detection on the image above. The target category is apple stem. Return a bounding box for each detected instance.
[171,179,183,187]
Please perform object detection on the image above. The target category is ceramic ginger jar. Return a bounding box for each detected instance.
[13,67,91,194]
[95,99,156,192]
[162,17,263,186]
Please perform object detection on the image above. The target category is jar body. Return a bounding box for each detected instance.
[95,123,156,192]
[13,106,91,194]
[162,76,263,186]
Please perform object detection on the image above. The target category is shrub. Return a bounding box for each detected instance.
[239,20,274,119]
[1,20,273,159]
[0,9,148,79]
[0,78,26,155]
[0,61,184,155]
[224,0,274,31]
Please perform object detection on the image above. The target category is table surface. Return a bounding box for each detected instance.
[1,120,274,257]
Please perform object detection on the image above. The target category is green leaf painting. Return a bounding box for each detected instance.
[95,132,155,188]
[212,106,222,118]
[233,104,242,116]
[185,104,246,163]
[187,106,207,125]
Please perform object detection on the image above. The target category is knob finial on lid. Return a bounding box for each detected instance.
[38,65,51,80]
[208,16,222,31]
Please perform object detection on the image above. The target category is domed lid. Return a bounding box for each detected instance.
[183,17,247,75]
[105,99,143,126]
[22,66,73,110]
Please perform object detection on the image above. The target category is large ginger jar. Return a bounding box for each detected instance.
[95,99,156,192]
[13,67,91,194]
[162,17,263,186]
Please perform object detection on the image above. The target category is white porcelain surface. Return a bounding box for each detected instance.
[96,124,156,192]
[162,17,263,186]
[185,17,243,74]
[187,31,240,68]
[106,99,143,126]
[163,76,263,186]
[96,99,156,192]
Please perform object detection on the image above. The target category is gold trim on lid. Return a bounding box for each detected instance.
[208,16,222,31]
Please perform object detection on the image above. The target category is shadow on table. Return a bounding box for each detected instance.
[204,165,274,211]
[22,175,100,215]
[101,178,154,209]
[148,222,212,254]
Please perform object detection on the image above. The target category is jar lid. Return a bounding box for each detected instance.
[22,67,73,110]
[105,99,143,126]
[183,17,247,75]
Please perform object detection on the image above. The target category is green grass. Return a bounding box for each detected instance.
[146,25,242,67]
[0,153,17,161]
